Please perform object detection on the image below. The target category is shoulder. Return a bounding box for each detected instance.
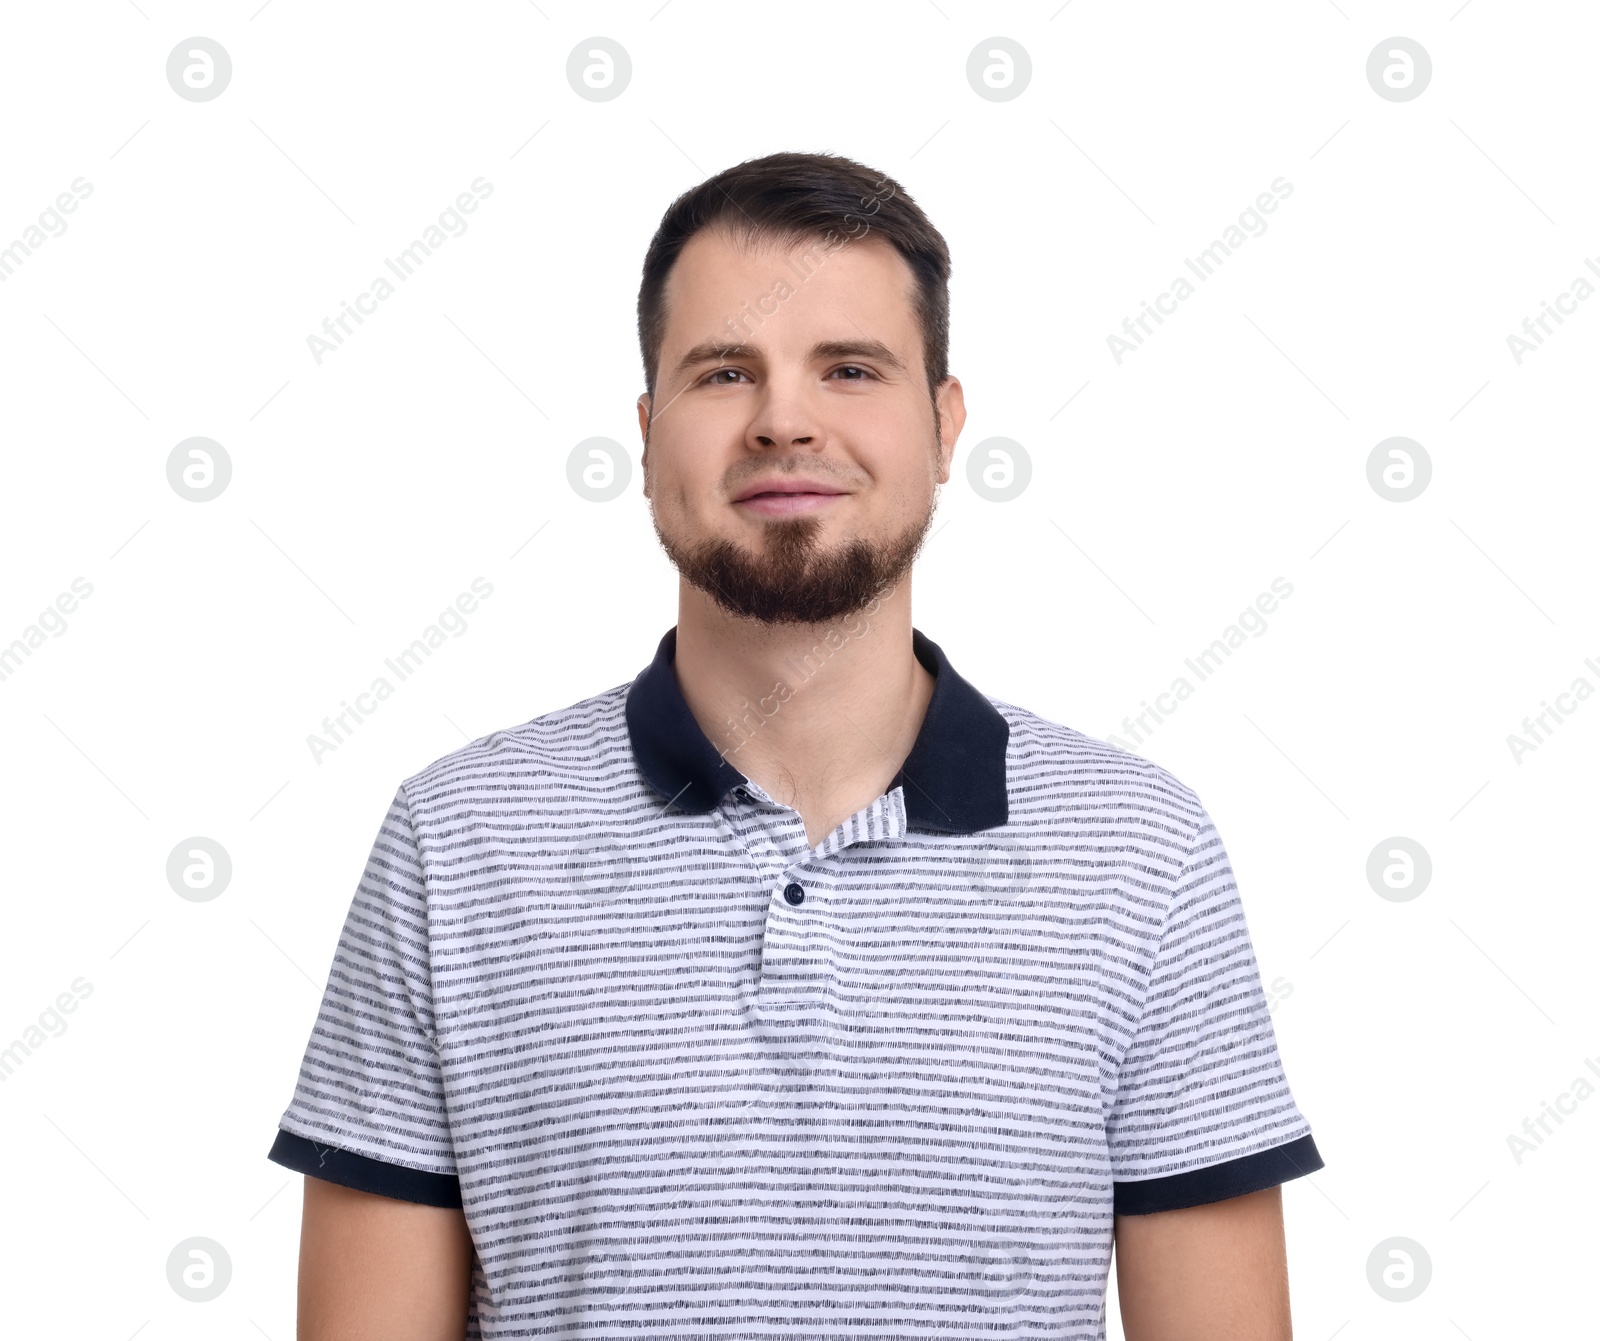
[988,696,1208,853]
[397,680,635,815]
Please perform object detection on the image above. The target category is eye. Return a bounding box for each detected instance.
[829,364,877,381]
[702,367,750,385]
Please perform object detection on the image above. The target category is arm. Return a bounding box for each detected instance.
[297,1175,474,1341]
[1113,1185,1292,1341]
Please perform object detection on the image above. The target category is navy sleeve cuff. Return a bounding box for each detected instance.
[1113,1133,1324,1215]
[267,1129,463,1209]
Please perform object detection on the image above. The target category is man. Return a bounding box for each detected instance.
[269,150,1324,1340]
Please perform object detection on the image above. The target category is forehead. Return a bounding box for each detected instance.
[661,225,922,354]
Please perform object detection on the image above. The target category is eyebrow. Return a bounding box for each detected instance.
[670,337,909,380]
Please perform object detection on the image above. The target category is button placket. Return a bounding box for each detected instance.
[720,788,809,892]
[757,870,829,996]
[747,790,906,999]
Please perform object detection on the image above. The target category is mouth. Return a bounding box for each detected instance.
[732,480,850,517]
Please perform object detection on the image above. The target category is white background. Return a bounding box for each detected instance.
[1,2,1595,1336]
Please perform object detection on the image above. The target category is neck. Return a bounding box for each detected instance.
[671,575,934,846]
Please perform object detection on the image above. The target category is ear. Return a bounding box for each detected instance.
[933,375,965,485]
[636,393,652,497]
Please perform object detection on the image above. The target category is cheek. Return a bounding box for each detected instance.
[654,428,737,514]
[648,453,696,519]
[888,478,932,515]
[865,441,938,504]
[856,403,937,472]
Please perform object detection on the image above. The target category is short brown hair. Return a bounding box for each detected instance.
[636,151,952,403]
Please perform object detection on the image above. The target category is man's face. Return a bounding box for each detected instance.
[638,225,963,626]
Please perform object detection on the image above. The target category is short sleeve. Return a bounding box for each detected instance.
[1107,804,1324,1215]
[267,784,462,1207]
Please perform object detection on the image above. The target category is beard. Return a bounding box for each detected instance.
[651,487,938,626]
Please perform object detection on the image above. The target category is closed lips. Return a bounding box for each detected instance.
[734,480,847,500]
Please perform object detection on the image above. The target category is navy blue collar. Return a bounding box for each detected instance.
[625,626,1009,833]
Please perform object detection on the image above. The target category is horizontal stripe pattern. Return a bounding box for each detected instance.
[273,679,1319,1338]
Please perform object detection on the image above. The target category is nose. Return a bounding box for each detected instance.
[754,431,813,448]
[746,376,822,453]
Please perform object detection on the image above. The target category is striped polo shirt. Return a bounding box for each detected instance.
[269,625,1324,1339]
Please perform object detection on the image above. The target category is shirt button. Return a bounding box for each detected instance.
[783,882,805,906]
[733,788,751,802]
